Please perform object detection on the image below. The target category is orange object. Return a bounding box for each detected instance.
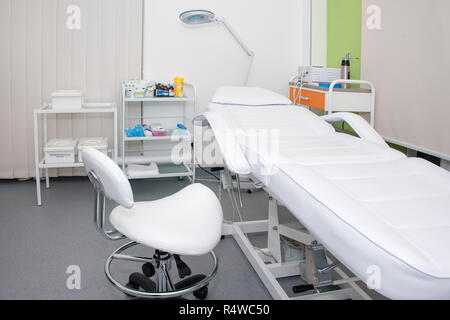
[290,87,326,111]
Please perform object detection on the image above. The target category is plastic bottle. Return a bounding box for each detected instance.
[174,77,184,98]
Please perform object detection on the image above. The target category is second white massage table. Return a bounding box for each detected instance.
[196,87,450,300]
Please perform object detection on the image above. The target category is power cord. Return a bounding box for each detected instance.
[293,80,306,107]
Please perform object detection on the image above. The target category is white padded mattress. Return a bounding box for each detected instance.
[206,104,450,299]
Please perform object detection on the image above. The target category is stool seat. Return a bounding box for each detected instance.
[110,184,223,256]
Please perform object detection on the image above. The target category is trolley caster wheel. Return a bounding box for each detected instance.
[178,176,185,182]
[193,286,208,300]
[247,190,252,194]
[129,272,156,292]
[142,263,155,278]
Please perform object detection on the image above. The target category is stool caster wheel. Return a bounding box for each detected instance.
[128,272,156,292]
[142,263,155,277]
[125,281,139,297]
[247,190,252,194]
[194,286,208,300]
[174,255,192,279]
[175,274,208,299]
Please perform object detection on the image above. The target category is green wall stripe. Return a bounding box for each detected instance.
[327,0,362,80]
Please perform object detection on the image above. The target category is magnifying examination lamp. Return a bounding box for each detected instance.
[179,10,255,86]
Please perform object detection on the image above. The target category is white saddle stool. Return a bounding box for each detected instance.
[82,148,223,299]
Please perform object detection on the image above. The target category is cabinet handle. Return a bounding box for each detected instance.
[299,96,310,101]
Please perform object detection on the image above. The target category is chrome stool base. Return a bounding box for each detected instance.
[104,241,218,299]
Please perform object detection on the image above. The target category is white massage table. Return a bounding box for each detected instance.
[197,87,450,300]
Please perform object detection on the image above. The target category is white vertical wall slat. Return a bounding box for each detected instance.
[99,0,117,158]
[56,0,74,176]
[26,0,44,177]
[0,0,143,179]
[85,0,103,144]
[0,0,13,178]
[11,0,28,178]
[71,0,88,176]
[41,0,58,178]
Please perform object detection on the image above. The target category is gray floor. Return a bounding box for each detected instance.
[0,175,277,300]
[0,174,383,300]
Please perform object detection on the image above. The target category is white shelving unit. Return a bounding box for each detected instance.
[290,80,376,126]
[120,83,197,182]
[33,103,118,206]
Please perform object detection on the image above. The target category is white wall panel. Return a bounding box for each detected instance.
[0,0,13,178]
[10,0,28,178]
[311,0,327,67]
[361,0,450,158]
[143,0,310,113]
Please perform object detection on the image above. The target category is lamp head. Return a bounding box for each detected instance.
[179,10,216,25]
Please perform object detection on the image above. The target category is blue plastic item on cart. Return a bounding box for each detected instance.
[177,124,187,130]
[125,125,145,137]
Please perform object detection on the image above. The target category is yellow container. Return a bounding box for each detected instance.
[174,77,184,98]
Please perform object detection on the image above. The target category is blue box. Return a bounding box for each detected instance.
[319,83,342,89]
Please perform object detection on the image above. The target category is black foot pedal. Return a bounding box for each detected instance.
[174,255,192,279]
[128,272,156,292]
[293,284,315,294]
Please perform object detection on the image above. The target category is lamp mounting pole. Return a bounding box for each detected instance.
[215,17,255,86]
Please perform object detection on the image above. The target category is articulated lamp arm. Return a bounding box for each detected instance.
[215,17,255,86]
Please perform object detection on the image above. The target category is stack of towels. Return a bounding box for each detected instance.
[127,163,159,178]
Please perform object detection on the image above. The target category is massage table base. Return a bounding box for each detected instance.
[221,177,371,300]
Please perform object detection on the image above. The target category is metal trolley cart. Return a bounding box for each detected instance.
[119,82,197,182]
[33,103,118,206]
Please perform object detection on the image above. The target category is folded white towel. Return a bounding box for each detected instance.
[127,163,159,178]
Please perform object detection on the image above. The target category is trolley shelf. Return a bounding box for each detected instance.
[38,160,85,169]
[124,97,194,103]
[127,163,192,180]
[35,104,115,114]
[124,130,192,142]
